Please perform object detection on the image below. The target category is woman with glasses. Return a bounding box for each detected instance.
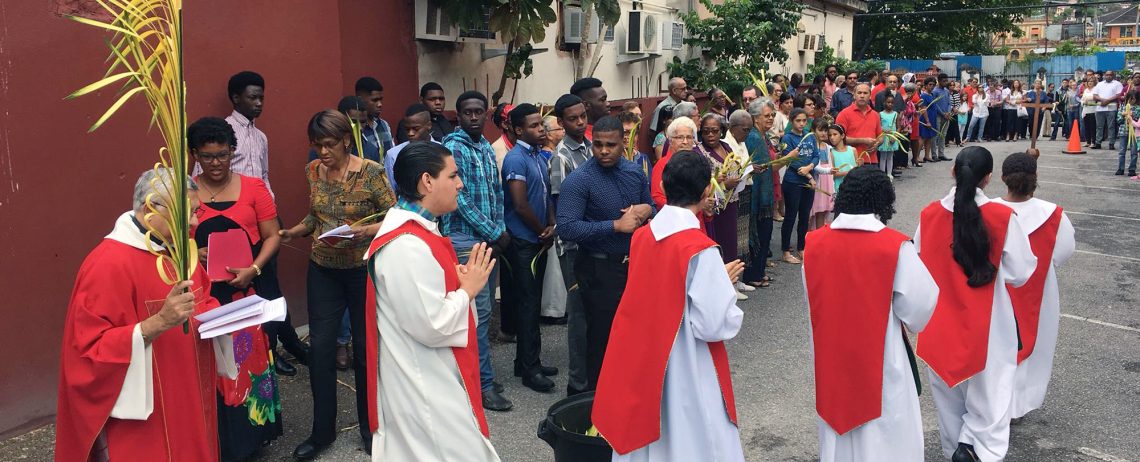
[651,116,699,209]
[279,109,397,458]
[696,113,747,298]
[188,117,284,461]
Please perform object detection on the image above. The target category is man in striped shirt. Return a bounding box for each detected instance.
[193,71,272,197]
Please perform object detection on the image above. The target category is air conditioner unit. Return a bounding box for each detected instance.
[625,10,660,54]
[414,0,499,44]
[797,32,817,52]
[564,7,601,45]
[660,20,684,51]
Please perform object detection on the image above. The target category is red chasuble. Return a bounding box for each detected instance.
[803,225,910,435]
[55,240,220,462]
[593,226,737,455]
[916,202,1013,387]
[1009,207,1063,364]
[362,221,489,437]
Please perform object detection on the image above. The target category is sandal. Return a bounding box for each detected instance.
[766,261,777,268]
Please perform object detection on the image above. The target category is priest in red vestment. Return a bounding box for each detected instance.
[594,151,745,461]
[55,169,237,462]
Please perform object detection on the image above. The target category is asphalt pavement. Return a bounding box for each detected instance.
[2,138,1138,462]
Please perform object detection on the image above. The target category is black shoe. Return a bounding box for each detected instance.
[363,437,372,455]
[482,388,513,411]
[293,439,331,461]
[951,443,980,462]
[940,155,954,161]
[1094,144,1103,150]
[493,381,505,393]
[567,386,587,397]
[522,372,555,392]
[275,357,297,376]
[539,315,568,325]
[1116,169,1125,176]
[515,364,559,377]
[1129,171,1136,177]
[1110,144,1116,150]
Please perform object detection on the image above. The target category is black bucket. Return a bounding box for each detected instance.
[536,391,613,462]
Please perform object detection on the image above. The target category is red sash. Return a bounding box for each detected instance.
[593,226,737,455]
[1009,207,1063,364]
[363,220,489,437]
[916,201,1013,387]
[803,225,910,435]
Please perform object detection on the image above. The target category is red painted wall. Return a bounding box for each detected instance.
[0,0,418,437]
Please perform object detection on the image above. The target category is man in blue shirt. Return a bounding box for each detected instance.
[500,104,558,393]
[830,71,859,118]
[931,73,954,162]
[556,115,654,391]
[385,104,438,187]
[440,90,514,411]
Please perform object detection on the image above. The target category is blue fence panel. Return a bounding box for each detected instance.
[1097,52,1126,72]
[957,56,983,72]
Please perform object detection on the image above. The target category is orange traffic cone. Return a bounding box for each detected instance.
[1063,119,1086,154]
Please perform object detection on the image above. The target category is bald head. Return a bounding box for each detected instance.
[668,77,688,101]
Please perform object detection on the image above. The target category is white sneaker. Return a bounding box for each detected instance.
[736,291,749,301]
[735,281,755,292]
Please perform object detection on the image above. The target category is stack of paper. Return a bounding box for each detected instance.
[318,224,355,245]
[194,295,287,339]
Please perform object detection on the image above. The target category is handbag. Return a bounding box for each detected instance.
[539,249,567,318]
[1017,106,1028,118]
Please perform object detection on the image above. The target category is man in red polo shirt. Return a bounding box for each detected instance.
[836,83,882,165]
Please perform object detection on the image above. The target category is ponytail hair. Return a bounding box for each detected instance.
[951,147,996,287]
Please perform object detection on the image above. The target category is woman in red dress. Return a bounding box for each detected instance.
[189,117,284,461]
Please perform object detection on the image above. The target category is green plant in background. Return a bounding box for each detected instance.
[67,0,194,331]
[806,43,886,83]
[854,0,1041,59]
[673,0,802,91]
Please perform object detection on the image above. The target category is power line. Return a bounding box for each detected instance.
[855,0,1134,18]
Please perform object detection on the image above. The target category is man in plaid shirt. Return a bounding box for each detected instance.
[441,90,514,412]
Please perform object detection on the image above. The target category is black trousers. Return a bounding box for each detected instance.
[781,182,815,252]
[985,106,1001,140]
[574,252,628,391]
[501,239,547,375]
[305,261,369,445]
[947,117,962,144]
[743,213,774,283]
[1084,113,1098,144]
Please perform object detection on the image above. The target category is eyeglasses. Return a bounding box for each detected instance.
[701,127,722,134]
[670,134,695,141]
[195,151,233,164]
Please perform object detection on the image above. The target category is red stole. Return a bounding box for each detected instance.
[1009,207,1063,364]
[363,220,489,437]
[593,226,737,455]
[55,240,220,462]
[916,201,1013,387]
[803,225,910,435]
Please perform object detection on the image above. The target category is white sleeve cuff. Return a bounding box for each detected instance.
[213,335,239,380]
[109,324,154,420]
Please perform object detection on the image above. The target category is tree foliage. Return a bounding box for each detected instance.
[1051,40,1104,57]
[806,44,886,82]
[854,0,1043,60]
[670,0,802,91]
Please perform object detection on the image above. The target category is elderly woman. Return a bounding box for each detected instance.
[187,117,284,461]
[657,101,700,160]
[695,114,744,265]
[651,116,699,209]
[541,115,564,160]
[742,99,778,287]
[280,109,396,459]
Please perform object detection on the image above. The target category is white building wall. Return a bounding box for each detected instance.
[416,0,860,103]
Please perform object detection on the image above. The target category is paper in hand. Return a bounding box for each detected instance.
[318,224,355,245]
[735,164,754,195]
[195,295,287,339]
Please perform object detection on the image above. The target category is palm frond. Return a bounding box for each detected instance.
[70,0,192,332]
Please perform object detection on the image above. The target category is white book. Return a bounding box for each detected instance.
[194,295,287,339]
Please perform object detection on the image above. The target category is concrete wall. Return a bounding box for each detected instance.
[0,0,419,438]
[766,1,858,78]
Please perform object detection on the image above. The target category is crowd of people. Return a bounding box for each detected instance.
[55,66,1079,462]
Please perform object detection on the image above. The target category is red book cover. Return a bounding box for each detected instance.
[207,229,253,282]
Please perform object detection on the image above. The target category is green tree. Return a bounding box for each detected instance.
[669,0,802,91]
[854,0,1043,59]
[1052,39,1093,56]
[565,0,621,79]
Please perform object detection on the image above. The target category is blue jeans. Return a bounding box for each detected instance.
[336,310,351,345]
[1119,140,1137,174]
[1068,109,1082,138]
[966,115,987,142]
[452,232,499,391]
